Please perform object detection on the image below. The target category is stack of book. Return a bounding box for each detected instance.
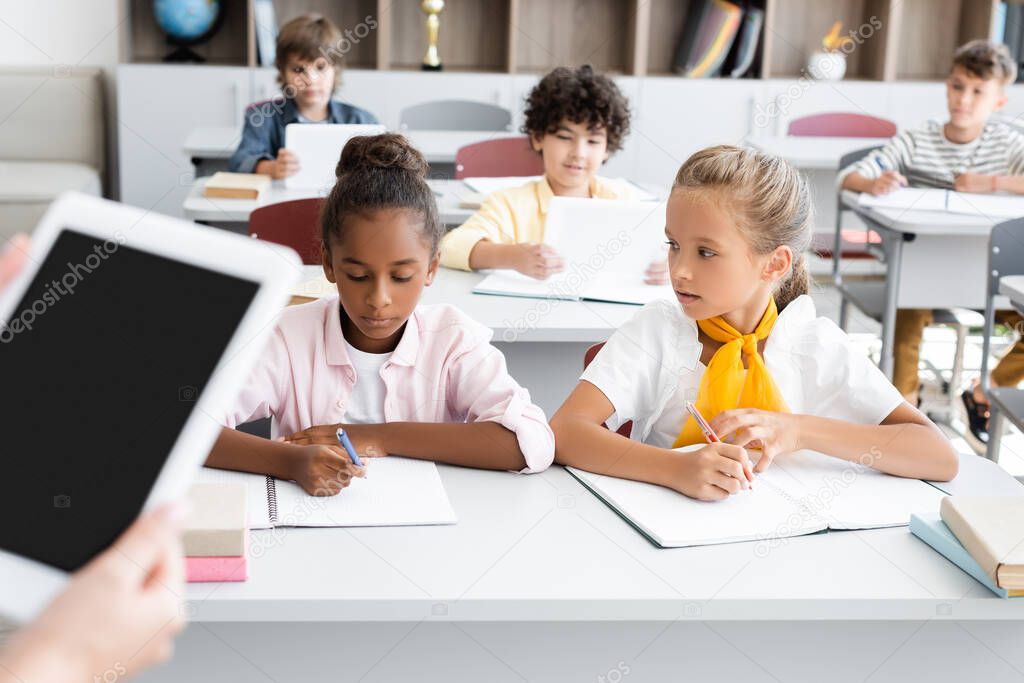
[911,497,1024,598]
[202,172,270,200]
[184,483,249,583]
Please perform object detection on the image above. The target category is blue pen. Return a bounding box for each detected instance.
[875,156,906,188]
[336,427,363,467]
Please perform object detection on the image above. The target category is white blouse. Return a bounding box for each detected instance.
[580,295,905,448]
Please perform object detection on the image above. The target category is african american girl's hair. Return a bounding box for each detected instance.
[320,133,442,253]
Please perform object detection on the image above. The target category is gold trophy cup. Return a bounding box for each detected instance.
[421,0,444,71]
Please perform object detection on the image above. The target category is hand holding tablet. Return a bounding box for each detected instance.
[0,191,301,623]
[0,502,188,682]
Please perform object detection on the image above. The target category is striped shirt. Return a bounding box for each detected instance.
[837,120,1024,189]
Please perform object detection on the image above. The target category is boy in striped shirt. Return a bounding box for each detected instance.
[839,40,1024,450]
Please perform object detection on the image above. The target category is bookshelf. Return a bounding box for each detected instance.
[123,0,998,81]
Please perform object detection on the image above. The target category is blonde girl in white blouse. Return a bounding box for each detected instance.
[551,145,958,502]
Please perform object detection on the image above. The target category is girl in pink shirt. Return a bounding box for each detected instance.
[206,134,555,495]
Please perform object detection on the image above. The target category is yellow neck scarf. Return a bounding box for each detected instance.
[672,298,789,448]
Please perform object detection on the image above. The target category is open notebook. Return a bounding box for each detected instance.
[857,187,1024,218]
[473,197,673,306]
[568,449,946,548]
[194,457,457,528]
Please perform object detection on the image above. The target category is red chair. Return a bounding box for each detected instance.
[584,342,632,437]
[454,136,544,179]
[248,198,323,265]
[787,112,897,138]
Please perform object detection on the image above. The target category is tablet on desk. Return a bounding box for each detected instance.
[0,192,302,622]
[284,123,386,190]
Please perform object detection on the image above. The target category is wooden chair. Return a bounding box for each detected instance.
[454,136,544,179]
[248,198,323,265]
[584,342,632,437]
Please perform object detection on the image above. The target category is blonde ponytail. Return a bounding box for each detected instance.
[672,145,813,310]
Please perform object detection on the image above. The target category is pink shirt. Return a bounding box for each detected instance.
[221,297,554,473]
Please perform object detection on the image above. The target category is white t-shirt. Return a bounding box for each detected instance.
[581,296,905,448]
[343,341,391,424]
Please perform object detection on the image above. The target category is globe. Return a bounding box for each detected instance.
[154,0,220,44]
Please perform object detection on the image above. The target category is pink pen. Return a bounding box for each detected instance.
[686,402,754,487]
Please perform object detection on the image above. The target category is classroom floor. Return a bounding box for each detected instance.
[809,282,1024,480]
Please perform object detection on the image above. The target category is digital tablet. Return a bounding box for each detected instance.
[0,192,301,622]
[284,123,386,190]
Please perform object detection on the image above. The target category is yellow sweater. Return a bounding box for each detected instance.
[440,175,637,270]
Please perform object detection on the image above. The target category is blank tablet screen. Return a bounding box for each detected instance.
[0,229,259,571]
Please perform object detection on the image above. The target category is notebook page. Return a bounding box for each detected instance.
[764,450,946,530]
[567,467,826,548]
[945,191,1024,219]
[271,457,457,528]
[192,467,273,529]
[544,198,667,280]
[581,270,673,305]
[856,187,948,212]
[473,270,583,301]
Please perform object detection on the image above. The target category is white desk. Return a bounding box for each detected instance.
[746,135,889,170]
[184,125,521,166]
[136,452,1024,683]
[295,266,644,415]
[183,177,478,227]
[835,191,1004,378]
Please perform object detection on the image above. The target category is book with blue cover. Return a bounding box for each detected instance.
[909,513,1020,599]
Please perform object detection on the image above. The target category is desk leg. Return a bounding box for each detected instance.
[880,234,904,380]
[833,197,847,330]
[986,408,1005,462]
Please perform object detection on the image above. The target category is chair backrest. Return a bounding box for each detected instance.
[454,136,543,179]
[823,145,886,261]
[584,342,632,437]
[788,112,897,138]
[981,218,1024,390]
[0,66,105,174]
[249,198,323,265]
[400,100,512,132]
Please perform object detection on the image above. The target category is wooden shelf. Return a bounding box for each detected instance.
[385,0,511,72]
[125,0,248,65]
[121,0,1002,83]
[894,0,997,80]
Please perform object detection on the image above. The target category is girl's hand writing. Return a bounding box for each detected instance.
[286,444,365,496]
[667,442,753,501]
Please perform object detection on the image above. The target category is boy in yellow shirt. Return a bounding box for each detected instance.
[440,65,665,282]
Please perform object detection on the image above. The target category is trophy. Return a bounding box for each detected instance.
[421,0,444,71]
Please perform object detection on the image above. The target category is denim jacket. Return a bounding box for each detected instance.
[228,97,379,173]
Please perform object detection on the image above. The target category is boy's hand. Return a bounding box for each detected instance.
[288,444,365,496]
[868,170,907,196]
[281,424,387,459]
[271,148,301,179]
[710,409,802,473]
[669,442,753,501]
[511,243,565,280]
[954,172,998,194]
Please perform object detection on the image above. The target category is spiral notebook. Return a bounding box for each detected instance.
[568,449,946,548]
[194,457,457,528]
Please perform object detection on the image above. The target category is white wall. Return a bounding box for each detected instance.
[0,0,123,195]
